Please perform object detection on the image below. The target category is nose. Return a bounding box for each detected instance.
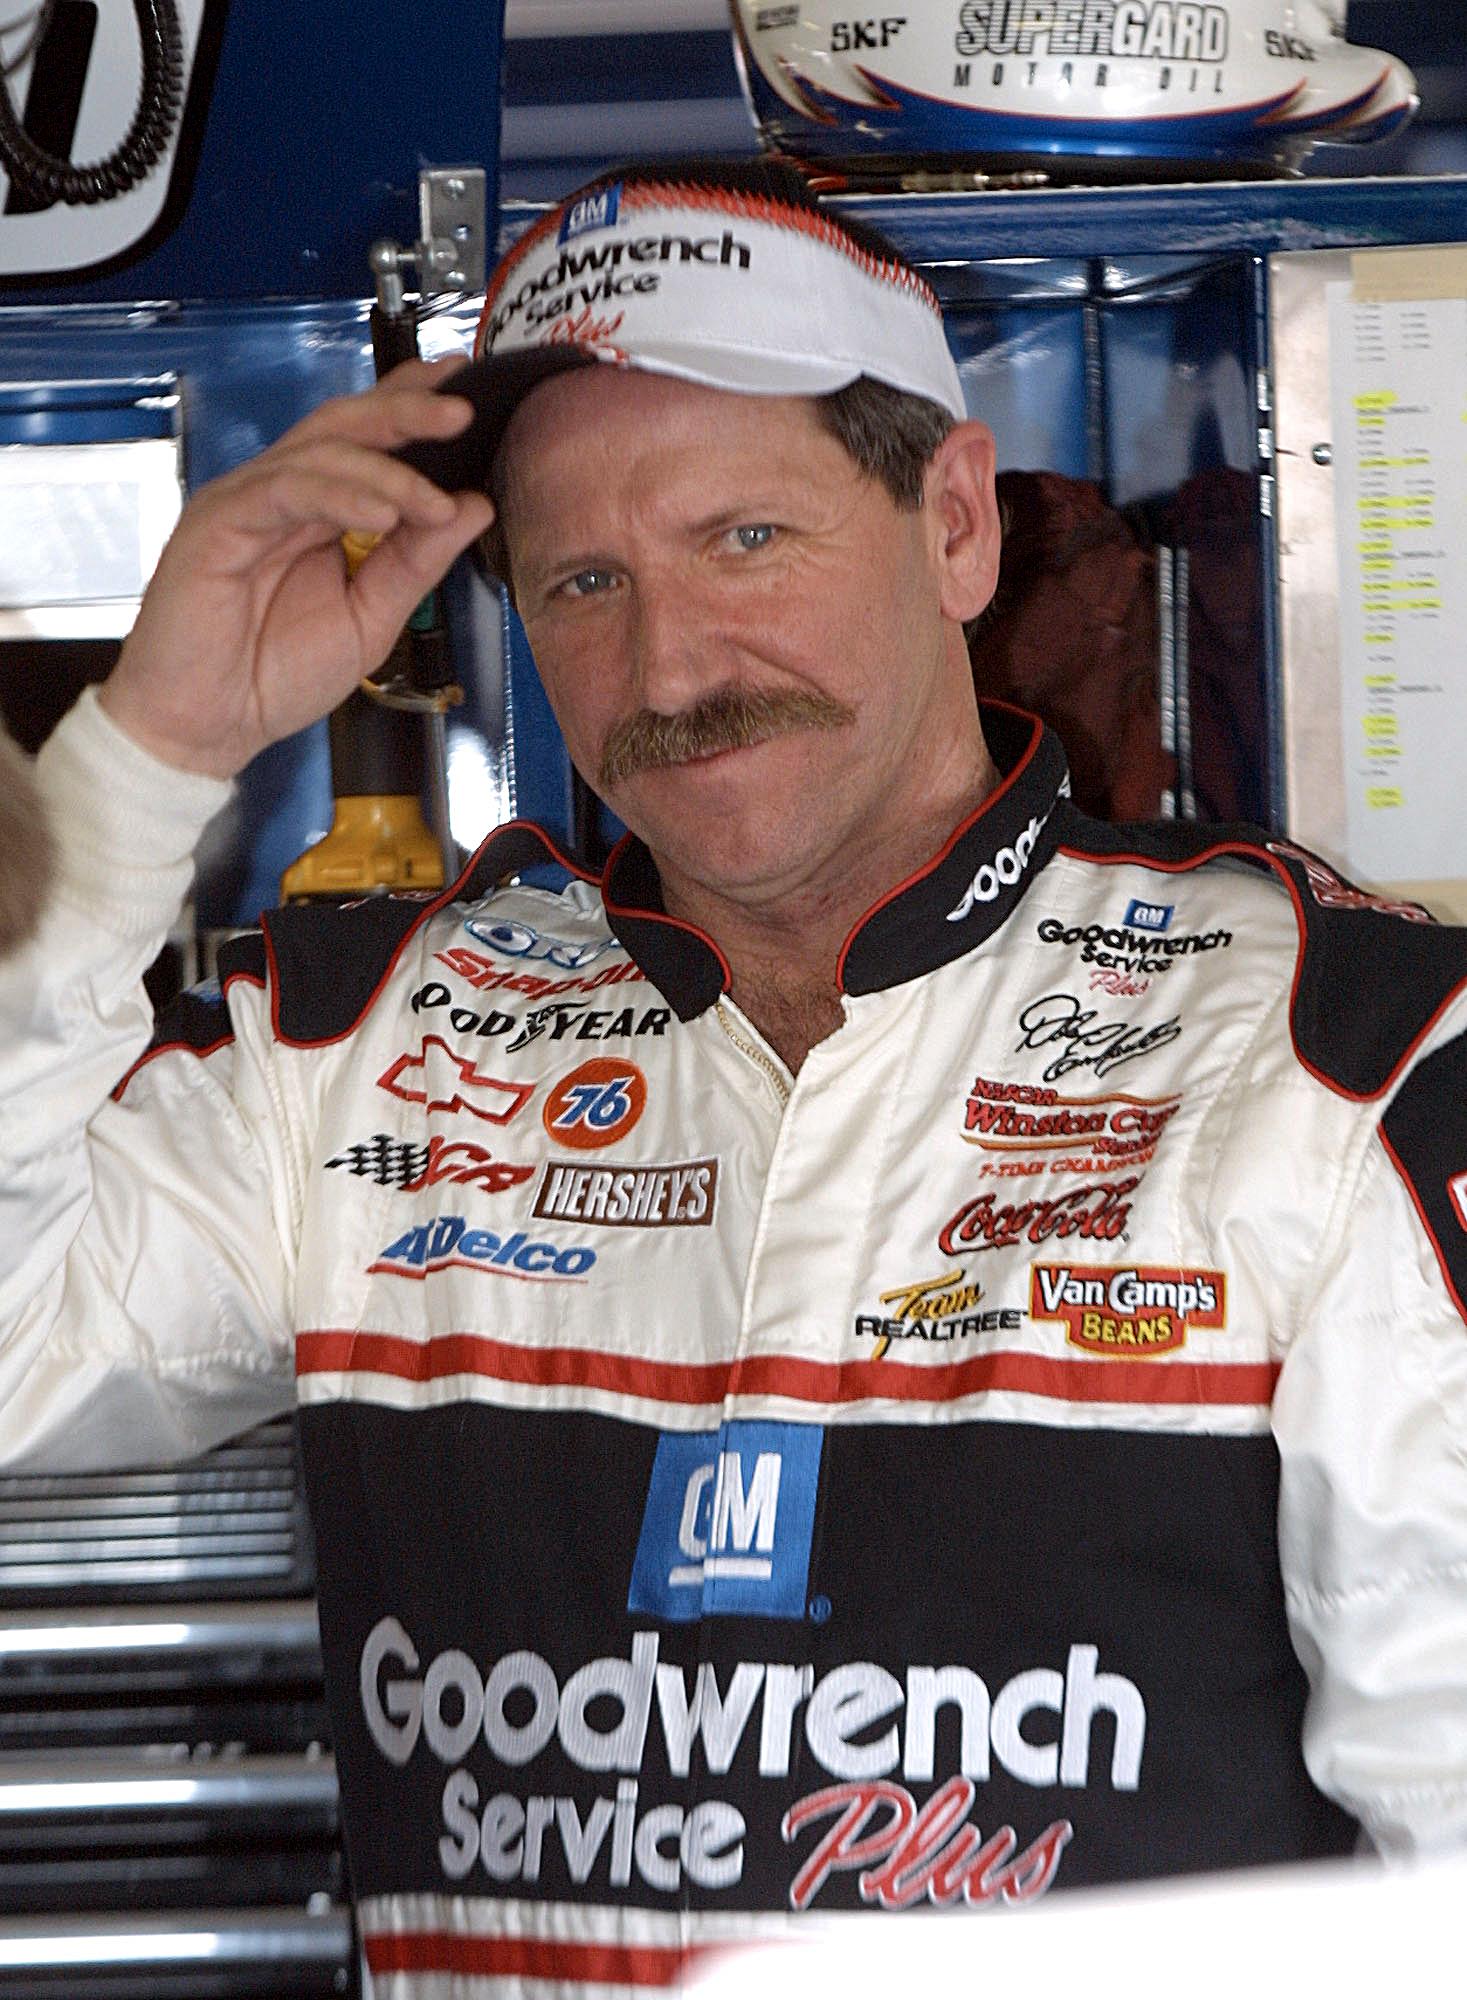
[628,569,715,715]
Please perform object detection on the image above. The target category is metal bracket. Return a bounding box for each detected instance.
[418,165,487,293]
[369,165,487,313]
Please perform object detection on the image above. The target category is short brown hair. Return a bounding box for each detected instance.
[814,375,955,512]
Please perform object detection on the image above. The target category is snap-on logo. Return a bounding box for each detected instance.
[1450,1173,1467,1234]
[559,182,620,243]
[628,1423,823,1622]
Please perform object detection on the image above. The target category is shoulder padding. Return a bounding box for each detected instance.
[261,896,433,1046]
[259,821,591,1046]
[1058,809,1467,1101]
[1381,1032,1467,1326]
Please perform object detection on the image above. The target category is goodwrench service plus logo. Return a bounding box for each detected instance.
[484,210,754,350]
[358,1610,1145,1906]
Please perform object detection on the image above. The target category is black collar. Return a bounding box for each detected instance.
[457,703,1069,1022]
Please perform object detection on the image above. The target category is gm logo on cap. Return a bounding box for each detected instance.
[560,182,621,244]
[628,1422,822,1622]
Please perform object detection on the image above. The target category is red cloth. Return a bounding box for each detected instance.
[971,469,1172,821]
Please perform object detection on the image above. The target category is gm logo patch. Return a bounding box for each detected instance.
[1123,899,1174,933]
[628,1423,822,1623]
[560,182,620,243]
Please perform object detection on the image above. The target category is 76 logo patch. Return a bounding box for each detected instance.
[543,1058,647,1150]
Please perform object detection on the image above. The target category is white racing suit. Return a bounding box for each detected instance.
[3,688,1467,1993]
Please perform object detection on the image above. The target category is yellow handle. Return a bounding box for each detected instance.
[340,529,383,578]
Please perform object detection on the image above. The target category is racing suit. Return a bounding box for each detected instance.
[3,687,1467,1995]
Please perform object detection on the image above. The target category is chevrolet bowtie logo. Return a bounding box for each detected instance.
[376,1038,534,1125]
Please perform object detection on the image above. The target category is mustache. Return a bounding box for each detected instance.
[597,684,855,790]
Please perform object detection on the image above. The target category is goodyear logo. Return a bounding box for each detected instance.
[1030,1264,1225,1357]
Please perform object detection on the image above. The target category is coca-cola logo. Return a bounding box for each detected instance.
[938,1177,1141,1255]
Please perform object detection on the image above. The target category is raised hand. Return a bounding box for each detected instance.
[99,355,494,779]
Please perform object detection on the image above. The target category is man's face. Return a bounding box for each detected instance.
[498,369,998,913]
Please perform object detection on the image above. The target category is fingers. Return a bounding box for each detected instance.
[287,354,479,455]
[188,360,483,565]
[190,440,464,582]
[378,351,472,388]
[346,490,496,649]
[258,439,460,534]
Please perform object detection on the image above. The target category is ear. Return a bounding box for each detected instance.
[923,420,1001,625]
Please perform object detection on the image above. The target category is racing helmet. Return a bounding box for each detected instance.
[730,0,1417,176]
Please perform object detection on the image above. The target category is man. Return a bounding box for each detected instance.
[1,158,1465,1991]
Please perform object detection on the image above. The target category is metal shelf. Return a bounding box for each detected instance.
[835,173,1467,260]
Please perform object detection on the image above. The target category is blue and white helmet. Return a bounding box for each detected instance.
[730,0,1417,171]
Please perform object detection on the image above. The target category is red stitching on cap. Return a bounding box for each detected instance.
[622,180,942,311]
[477,179,943,355]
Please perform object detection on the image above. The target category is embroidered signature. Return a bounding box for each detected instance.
[1014,992,1182,1083]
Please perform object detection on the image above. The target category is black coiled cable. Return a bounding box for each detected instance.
[0,0,183,206]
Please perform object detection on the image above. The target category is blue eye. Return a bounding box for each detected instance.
[731,524,775,551]
[560,567,618,599]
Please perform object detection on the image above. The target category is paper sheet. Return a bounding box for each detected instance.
[1326,280,1467,885]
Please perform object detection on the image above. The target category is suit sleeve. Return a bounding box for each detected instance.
[0,691,297,1472]
[1274,1012,1467,1857]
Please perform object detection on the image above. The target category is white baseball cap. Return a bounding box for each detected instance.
[397,159,965,492]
